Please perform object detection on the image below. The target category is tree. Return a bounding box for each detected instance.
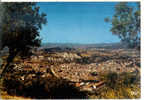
[105,2,140,49]
[0,3,4,50]
[0,2,47,78]
[134,2,140,49]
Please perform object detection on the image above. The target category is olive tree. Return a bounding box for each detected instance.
[0,2,47,77]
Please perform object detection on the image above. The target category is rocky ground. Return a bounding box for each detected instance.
[0,48,140,99]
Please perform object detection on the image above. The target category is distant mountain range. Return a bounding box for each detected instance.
[41,42,128,49]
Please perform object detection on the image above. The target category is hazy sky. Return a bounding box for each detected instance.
[38,2,137,44]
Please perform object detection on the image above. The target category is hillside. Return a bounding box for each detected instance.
[41,42,128,50]
[0,46,140,99]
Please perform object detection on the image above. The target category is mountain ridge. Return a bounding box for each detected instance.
[41,42,128,49]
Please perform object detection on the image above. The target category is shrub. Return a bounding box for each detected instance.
[97,71,140,99]
[3,72,87,99]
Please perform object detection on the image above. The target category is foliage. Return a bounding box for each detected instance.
[90,84,140,99]
[99,71,139,88]
[0,2,47,77]
[0,3,4,49]
[0,2,47,56]
[105,2,140,49]
[95,71,140,99]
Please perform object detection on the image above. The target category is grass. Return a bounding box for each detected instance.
[89,84,140,99]
[91,71,141,99]
[1,91,31,100]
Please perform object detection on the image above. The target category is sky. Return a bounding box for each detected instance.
[38,2,137,44]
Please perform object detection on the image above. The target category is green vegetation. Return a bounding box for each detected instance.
[90,84,140,99]
[0,2,47,78]
[105,2,140,49]
[0,2,140,99]
[100,72,139,88]
[93,71,140,99]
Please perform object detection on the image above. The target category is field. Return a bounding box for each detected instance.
[0,45,140,99]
